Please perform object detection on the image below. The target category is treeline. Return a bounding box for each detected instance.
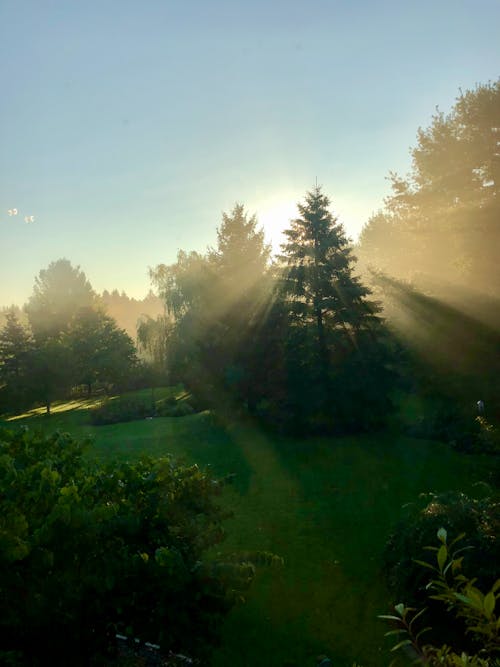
[355,80,500,419]
[149,195,395,434]
[0,289,163,340]
[100,289,164,340]
[357,80,499,296]
[0,260,139,414]
[145,81,500,431]
[1,81,499,426]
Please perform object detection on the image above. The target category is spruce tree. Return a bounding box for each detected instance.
[278,186,391,432]
[280,186,381,358]
[0,310,34,411]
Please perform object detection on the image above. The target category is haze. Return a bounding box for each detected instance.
[1,0,499,306]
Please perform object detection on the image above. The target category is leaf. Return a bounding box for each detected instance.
[378,614,403,622]
[413,559,436,571]
[390,639,413,652]
[415,627,432,641]
[394,603,405,617]
[437,544,447,572]
[484,591,495,619]
[437,527,447,543]
[384,629,407,637]
[491,578,500,594]
[449,532,466,548]
[454,593,472,605]
[408,607,428,630]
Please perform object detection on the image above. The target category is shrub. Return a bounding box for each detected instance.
[383,492,500,651]
[89,396,153,424]
[380,529,499,664]
[157,399,195,418]
[0,427,258,665]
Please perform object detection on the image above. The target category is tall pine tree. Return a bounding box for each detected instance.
[281,186,381,356]
[276,186,392,433]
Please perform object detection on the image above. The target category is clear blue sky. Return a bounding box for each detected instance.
[1,0,499,306]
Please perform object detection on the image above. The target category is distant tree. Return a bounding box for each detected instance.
[0,309,33,382]
[358,80,500,293]
[151,206,271,406]
[136,314,171,372]
[29,338,75,414]
[100,289,164,340]
[25,259,96,340]
[208,203,271,301]
[0,310,33,412]
[0,305,27,331]
[66,308,138,396]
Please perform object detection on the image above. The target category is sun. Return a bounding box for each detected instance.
[255,196,299,253]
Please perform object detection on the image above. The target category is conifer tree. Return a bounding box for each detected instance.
[280,186,381,361]
[0,310,34,411]
[276,186,392,432]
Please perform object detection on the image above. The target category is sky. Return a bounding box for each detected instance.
[1,0,499,307]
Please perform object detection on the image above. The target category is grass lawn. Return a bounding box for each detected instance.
[1,390,494,666]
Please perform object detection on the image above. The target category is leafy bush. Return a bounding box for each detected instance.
[89,396,153,424]
[0,427,259,665]
[90,395,198,425]
[474,417,500,456]
[156,397,195,418]
[381,529,499,665]
[383,492,500,652]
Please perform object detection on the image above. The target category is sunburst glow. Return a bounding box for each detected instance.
[256,196,300,253]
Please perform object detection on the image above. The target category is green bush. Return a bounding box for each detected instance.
[381,529,499,665]
[89,396,153,424]
[383,492,500,652]
[157,401,195,418]
[155,396,196,418]
[0,427,253,665]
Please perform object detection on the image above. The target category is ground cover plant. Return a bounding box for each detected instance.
[2,391,495,666]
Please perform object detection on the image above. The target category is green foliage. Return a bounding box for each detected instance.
[89,393,198,425]
[156,397,196,418]
[0,427,261,664]
[25,258,96,341]
[380,529,500,664]
[136,313,172,373]
[150,205,271,412]
[66,307,138,396]
[475,417,500,456]
[384,492,500,651]
[359,80,500,294]
[29,337,76,414]
[0,309,33,412]
[89,396,154,424]
[271,186,395,433]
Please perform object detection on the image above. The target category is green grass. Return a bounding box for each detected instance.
[1,390,494,667]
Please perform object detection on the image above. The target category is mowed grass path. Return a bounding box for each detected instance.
[2,393,493,666]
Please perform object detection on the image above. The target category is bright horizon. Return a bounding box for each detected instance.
[1,0,499,307]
